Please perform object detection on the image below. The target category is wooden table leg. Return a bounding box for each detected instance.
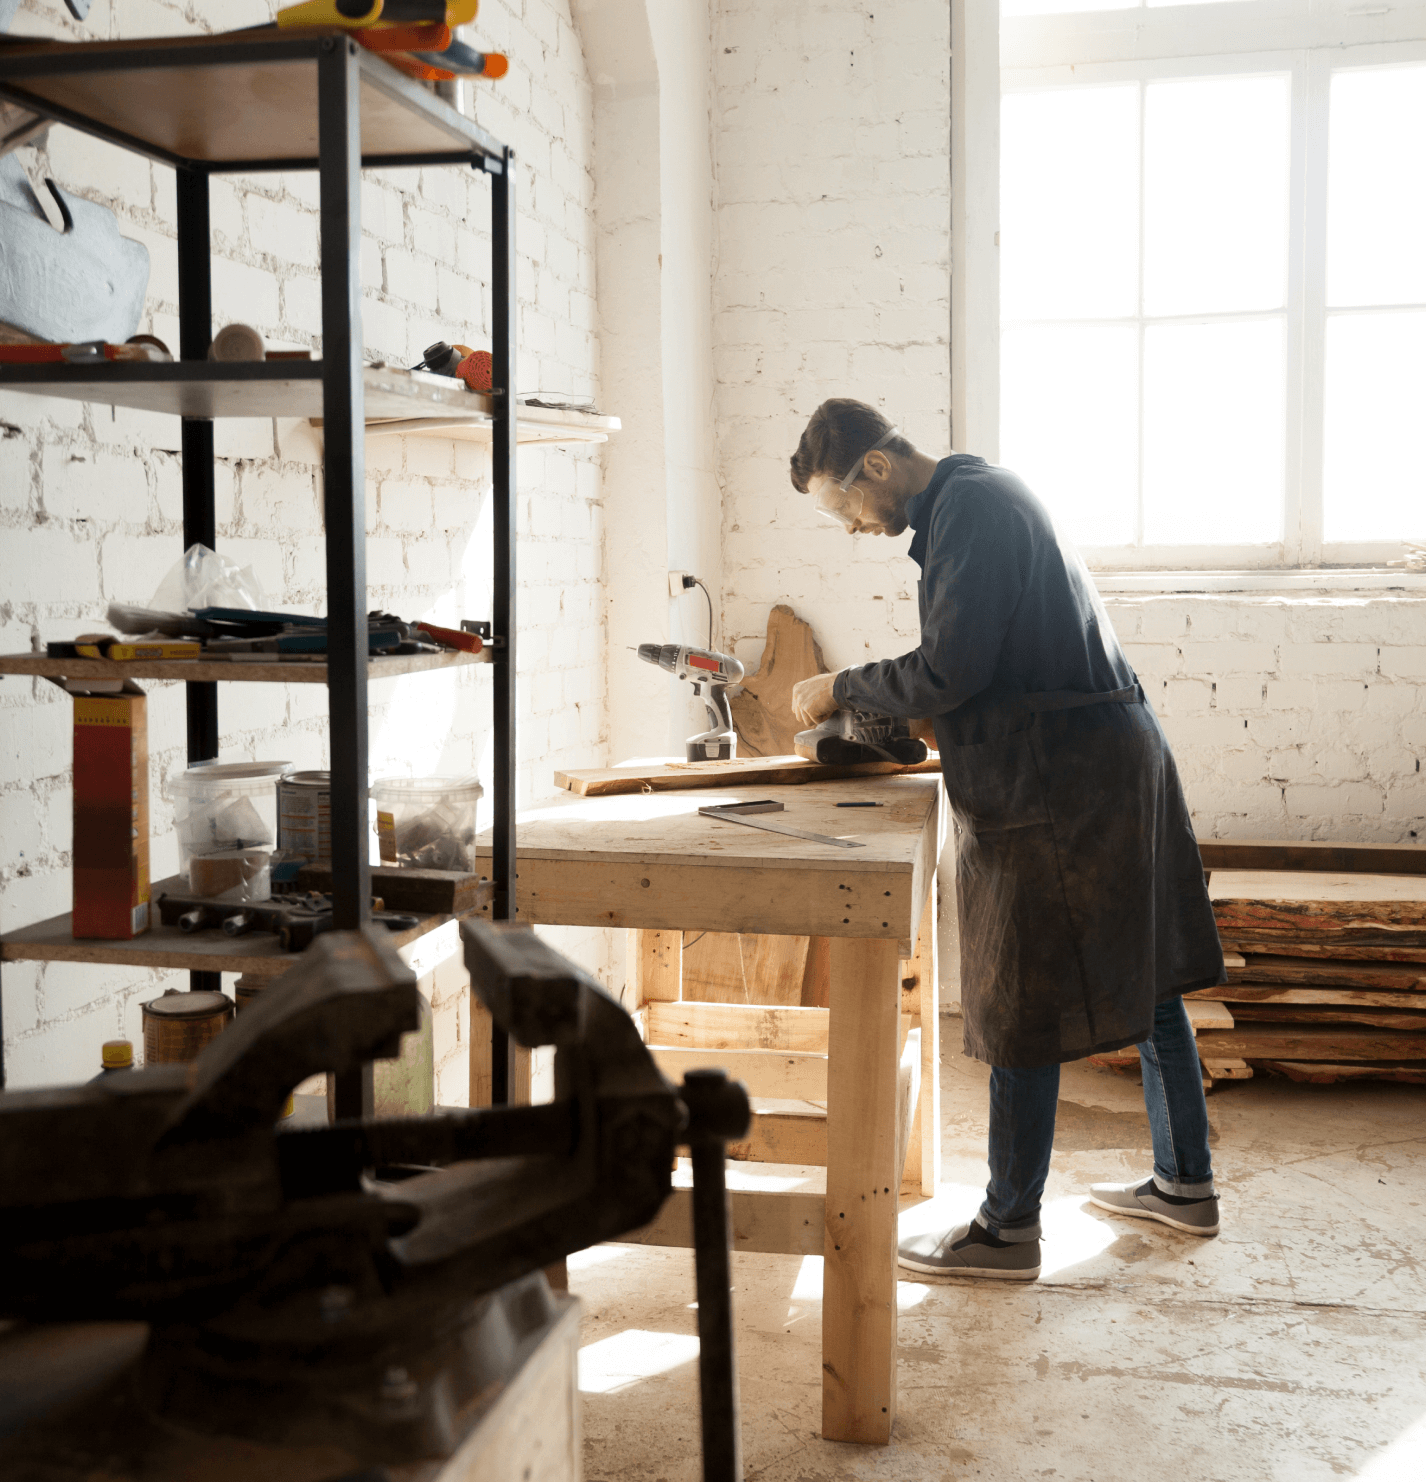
[916,881,940,1196]
[625,928,682,1013]
[822,936,902,1444]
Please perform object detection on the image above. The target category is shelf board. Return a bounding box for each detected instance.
[0,31,501,171]
[0,876,479,978]
[0,362,497,421]
[0,649,490,686]
[354,402,622,446]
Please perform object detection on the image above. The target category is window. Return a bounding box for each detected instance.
[998,0,1426,568]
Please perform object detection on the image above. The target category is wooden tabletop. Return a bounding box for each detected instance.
[475,776,942,953]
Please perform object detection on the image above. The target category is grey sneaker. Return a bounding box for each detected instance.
[898,1221,1041,1281]
[1089,1177,1220,1235]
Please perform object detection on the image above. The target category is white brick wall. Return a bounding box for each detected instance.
[1109,595,1426,844]
[711,0,952,686]
[0,0,609,1087]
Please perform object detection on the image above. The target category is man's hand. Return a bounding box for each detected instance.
[792,671,841,729]
[909,717,937,746]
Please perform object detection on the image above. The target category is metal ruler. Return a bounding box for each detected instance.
[698,801,866,849]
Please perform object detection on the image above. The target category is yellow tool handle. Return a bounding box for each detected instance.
[276,0,385,28]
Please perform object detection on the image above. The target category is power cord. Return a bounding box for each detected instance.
[681,574,714,648]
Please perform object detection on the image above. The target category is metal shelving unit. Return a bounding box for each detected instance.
[0,29,520,1109]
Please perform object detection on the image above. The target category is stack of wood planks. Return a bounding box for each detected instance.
[1191,867,1426,1086]
[1091,841,1426,1089]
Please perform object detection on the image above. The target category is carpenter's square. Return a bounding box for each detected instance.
[698,799,866,849]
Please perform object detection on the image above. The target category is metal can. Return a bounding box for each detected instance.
[277,770,332,860]
[142,989,233,1064]
[276,770,380,864]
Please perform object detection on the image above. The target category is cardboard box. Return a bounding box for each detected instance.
[72,680,149,938]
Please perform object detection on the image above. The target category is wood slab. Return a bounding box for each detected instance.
[554,753,941,797]
[1224,954,1426,990]
[1194,1024,1426,1060]
[1198,839,1426,875]
[1209,871,1426,904]
[1190,985,1426,1009]
[1211,871,1426,953]
[730,604,829,758]
[1214,1003,1426,1031]
[1184,998,1234,1031]
[1252,1061,1426,1085]
[1219,942,1426,964]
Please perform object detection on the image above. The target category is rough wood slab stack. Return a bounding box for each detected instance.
[1192,867,1426,1085]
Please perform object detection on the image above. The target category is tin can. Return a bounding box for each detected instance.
[142,989,233,1064]
[277,770,332,861]
[276,771,379,863]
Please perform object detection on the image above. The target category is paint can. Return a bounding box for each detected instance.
[277,770,379,863]
[141,989,233,1064]
[277,770,333,860]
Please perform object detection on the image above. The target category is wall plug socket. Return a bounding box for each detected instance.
[668,569,692,597]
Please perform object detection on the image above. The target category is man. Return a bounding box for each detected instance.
[788,399,1225,1282]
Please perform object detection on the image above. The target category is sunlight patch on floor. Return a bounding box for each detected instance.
[577,1329,701,1395]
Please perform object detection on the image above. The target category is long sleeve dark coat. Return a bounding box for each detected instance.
[832,455,1224,1068]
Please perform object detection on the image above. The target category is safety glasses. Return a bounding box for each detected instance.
[811,427,900,529]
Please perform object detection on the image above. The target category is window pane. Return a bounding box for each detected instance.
[1143,75,1290,317]
[1327,64,1426,308]
[1000,324,1139,546]
[1323,312,1426,542]
[1001,85,1138,321]
[1142,319,1283,545]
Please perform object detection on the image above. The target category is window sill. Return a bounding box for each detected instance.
[1092,568,1426,596]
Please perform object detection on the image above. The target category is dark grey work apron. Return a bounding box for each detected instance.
[934,684,1224,1069]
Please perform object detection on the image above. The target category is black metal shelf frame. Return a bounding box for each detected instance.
[0,34,518,1107]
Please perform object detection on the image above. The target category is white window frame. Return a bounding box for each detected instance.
[973,0,1426,577]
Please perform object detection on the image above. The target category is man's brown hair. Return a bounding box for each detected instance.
[789,399,913,493]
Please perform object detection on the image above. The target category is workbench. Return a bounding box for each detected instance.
[476,773,943,1444]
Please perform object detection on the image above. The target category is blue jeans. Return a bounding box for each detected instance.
[976,996,1216,1242]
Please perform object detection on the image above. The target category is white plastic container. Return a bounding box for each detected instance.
[371,776,484,872]
[167,761,292,902]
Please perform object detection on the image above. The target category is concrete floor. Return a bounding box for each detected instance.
[572,1019,1426,1480]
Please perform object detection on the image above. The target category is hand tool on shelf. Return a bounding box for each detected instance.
[794,707,928,765]
[636,642,745,761]
[698,798,866,849]
[155,889,419,951]
[0,923,748,1478]
[275,1,479,28]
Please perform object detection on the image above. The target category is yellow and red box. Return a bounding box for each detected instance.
[72,681,150,938]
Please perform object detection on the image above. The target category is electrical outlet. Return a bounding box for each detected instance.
[668,570,691,597]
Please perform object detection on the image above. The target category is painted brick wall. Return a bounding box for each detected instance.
[0,0,606,1091]
[1108,595,1426,844]
[711,0,952,685]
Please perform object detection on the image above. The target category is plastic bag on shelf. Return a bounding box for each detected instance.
[149,543,265,615]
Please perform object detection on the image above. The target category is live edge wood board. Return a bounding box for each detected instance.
[475,776,941,958]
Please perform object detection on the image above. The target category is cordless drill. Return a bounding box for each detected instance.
[636,643,746,761]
